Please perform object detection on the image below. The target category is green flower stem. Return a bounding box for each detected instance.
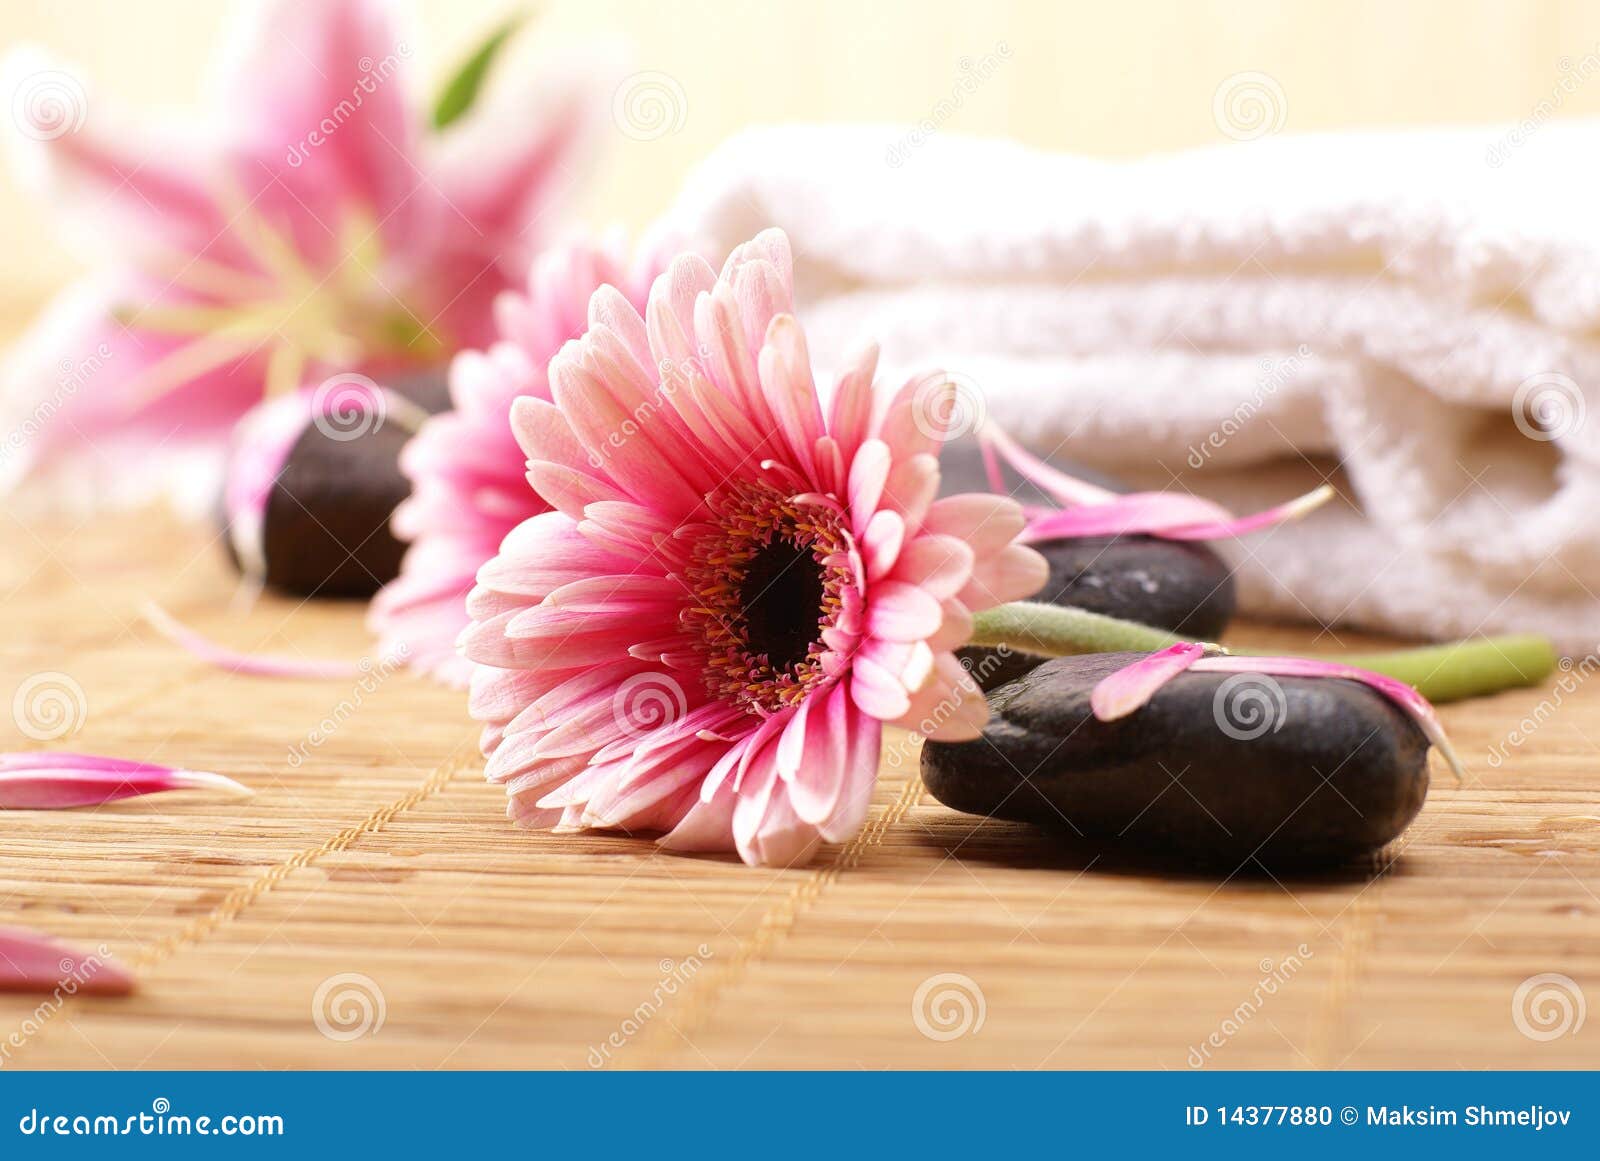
[968,602,1556,703]
[967,602,1181,655]
[1336,636,1557,703]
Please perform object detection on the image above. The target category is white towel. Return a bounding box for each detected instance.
[666,122,1600,653]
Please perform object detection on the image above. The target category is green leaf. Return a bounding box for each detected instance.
[431,13,526,131]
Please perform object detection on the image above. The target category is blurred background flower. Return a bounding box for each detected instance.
[1,0,604,509]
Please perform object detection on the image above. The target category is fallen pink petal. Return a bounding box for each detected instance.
[141,601,372,679]
[984,422,1334,542]
[1089,646,1465,781]
[0,752,252,809]
[0,925,135,995]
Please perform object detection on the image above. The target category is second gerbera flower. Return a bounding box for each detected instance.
[462,229,1047,865]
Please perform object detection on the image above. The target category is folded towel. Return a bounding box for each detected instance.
[666,122,1600,653]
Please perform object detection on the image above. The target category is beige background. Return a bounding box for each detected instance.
[4,0,1600,312]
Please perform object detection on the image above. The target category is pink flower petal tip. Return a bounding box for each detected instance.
[1088,642,1208,721]
[0,926,135,996]
[0,751,252,809]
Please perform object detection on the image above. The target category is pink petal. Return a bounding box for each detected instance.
[220,0,417,230]
[1024,485,1334,542]
[866,581,944,643]
[0,926,134,995]
[826,341,880,475]
[430,62,608,261]
[1089,647,1464,781]
[982,423,1115,506]
[141,602,372,679]
[818,686,882,843]
[1089,642,1209,721]
[1193,655,1465,781]
[0,752,251,809]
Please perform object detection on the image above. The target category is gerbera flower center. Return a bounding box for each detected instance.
[683,483,856,716]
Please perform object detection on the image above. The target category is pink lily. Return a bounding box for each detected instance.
[1,0,603,504]
[1088,643,1464,780]
[0,926,134,995]
[981,423,1333,542]
[0,751,251,809]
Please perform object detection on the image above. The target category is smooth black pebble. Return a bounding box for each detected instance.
[958,535,1237,690]
[222,369,450,598]
[924,652,1429,868]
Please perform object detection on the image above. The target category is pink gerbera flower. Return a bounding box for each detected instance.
[1,0,600,505]
[462,229,1048,865]
[370,237,663,684]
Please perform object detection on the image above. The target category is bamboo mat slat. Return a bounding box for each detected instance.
[1,508,1596,1069]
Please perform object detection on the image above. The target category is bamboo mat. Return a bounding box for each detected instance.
[1,506,1596,1070]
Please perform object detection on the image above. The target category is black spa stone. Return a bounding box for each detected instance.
[923,652,1430,868]
[221,369,450,598]
[958,534,1237,690]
